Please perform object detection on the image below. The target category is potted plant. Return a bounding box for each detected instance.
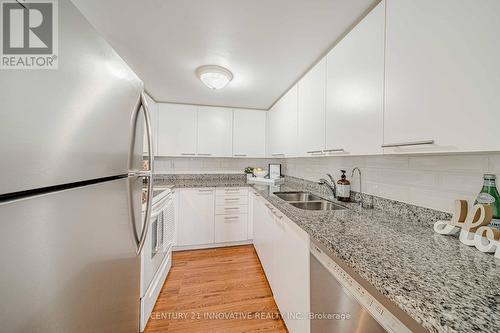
[244,167,254,181]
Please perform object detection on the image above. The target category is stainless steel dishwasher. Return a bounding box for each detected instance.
[310,241,421,333]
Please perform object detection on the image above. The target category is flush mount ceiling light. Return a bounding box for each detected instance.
[196,65,233,90]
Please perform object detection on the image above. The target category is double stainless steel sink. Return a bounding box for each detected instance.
[274,191,345,211]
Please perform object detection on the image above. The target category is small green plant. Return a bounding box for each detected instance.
[244,167,254,174]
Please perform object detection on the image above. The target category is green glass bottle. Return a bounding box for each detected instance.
[475,174,500,229]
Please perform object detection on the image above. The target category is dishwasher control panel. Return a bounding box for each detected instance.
[311,244,413,333]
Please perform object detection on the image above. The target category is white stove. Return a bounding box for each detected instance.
[140,187,175,331]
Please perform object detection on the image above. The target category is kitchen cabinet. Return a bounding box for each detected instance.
[251,194,310,333]
[384,0,500,153]
[177,188,215,246]
[233,109,266,157]
[298,58,326,156]
[157,103,197,157]
[325,1,384,156]
[252,195,275,282]
[273,214,310,333]
[197,106,233,157]
[268,84,298,157]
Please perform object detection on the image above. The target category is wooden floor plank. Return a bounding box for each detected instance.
[144,245,287,333]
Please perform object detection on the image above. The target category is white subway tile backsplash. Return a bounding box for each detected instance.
[409,154,489,172]
[284,153,495,214]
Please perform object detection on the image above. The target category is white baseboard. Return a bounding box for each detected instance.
[173,239,253,251]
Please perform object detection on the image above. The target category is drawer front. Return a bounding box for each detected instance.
[215,214,248,243]
[215,205,249,215]
[216,187,249,196]
[216,195,248,206]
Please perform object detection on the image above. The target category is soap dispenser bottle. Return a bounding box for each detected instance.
[337,170,351,202]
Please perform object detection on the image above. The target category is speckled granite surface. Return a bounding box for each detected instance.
[155,173,500,333]
[154,173,247,188]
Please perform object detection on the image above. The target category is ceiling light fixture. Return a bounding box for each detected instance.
[196,65,233,90]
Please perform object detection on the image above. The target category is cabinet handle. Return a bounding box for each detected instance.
[181,153,196,156]
[271,153,285,156]
[381,140,434,148]
[224,216,240,221]
[307,150,323,154]
[323,148,344,153]
[234,154,247,157]
[224,207,240,210]
[197,153,212,156]
[225,198,240,201]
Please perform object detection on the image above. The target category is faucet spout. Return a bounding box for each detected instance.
[318,177,337,198]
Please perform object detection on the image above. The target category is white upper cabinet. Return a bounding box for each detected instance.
[325,1,384,156]
[268,84,298,157]
[298,58,326,156]
[157,103,197,157]
[197,106,233,157]
[233,109,266,158]
[384,0,500,153]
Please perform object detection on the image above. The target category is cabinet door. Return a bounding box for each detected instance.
[233,109,266,158]
[197,106,233,157]
[384,0,500,153]
[268,85,298,157]
[177,188,215,246]
[298,58,326,156]
[325,1,384,156]
[252,197,275,284]
[273,217,310,333]
[157,103,197,157]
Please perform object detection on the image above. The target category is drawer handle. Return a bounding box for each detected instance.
[198,189,214,193]
[307,150,323,154]
[323,148,344,153]
[381,140,434,148]
[181,153,196,156]
[225,198,240,201]
[224,207,240,210]
[271,153,285,156]
[234,154,247,157]
[224,216,240,221]
[197,153,212,156]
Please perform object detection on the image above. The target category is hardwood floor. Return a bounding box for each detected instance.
[144,245,288,333]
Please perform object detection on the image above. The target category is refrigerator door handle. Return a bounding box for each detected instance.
[128,92,154,255]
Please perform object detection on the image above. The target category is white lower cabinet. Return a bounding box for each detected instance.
[177,187,249,248]
[252,193,310,333]
[177,188,215,246]
[214,214,247,243]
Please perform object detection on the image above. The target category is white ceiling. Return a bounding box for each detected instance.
[73,0,377,110]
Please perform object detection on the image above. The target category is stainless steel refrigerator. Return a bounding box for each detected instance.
[0,1,153,332]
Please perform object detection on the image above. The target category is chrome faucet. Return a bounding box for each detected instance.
[318,174,337,198]
[351,167,373,209]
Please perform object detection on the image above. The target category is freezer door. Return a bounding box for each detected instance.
[0,0,144,195]
[0,177,142,333]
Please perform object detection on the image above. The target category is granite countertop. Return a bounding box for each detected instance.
[154,174,500,333]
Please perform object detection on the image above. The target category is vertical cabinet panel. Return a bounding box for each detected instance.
[268,84,298,157]
[325,1,384,156]
[233,109,266,157]
[157,104,198,157]
[298,58,326,156]
[197,107,233,157]
[177,188,215,246]
[384,0,500,153]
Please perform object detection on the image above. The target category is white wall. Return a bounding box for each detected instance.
[283,153,500,213]
[155,157,282,175]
